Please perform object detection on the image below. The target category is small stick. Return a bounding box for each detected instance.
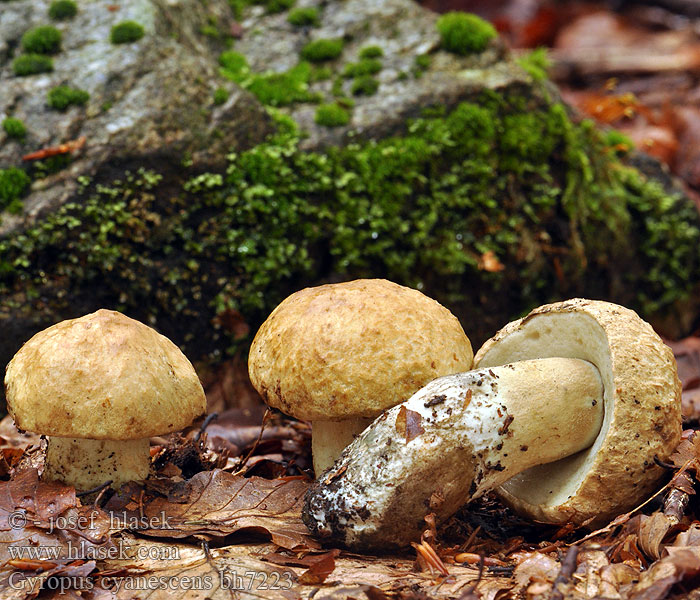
[233,409,271,475]
[458,554,484,600]
[551,545,579,600]
[195,412,219,443]
[76,480,113,497]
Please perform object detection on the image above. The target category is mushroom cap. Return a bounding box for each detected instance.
[248,279,473,421]
[473,298,681,526]
[5,309,207,440]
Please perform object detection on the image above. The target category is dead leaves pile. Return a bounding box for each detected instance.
[3,353,700,599]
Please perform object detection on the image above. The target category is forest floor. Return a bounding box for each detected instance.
[2,2,700,598]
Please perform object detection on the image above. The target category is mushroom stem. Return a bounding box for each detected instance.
[303,357,604,549]
[312,418,374,475]
[44,437,150,491]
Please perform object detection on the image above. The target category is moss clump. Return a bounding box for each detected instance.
[219,50,249,80]
[351,75,378,96]
[110,21,145,44]
[436,12,496,55]
[287,7,319,27]
[213,87,229,105]
[246,63,321,106]
[221,55,320,106]
[48,0,78,20]
[343,58,382,78]
[2,118,27,140]
[359,45,383,59]
[47,86,90,111]
[12,54,54,76]
[0,168,30,213]
[300,38,344,63]
[315,103,350,127]
[21,26,62,54]
[266,0,295,13]
[517,47,551,82]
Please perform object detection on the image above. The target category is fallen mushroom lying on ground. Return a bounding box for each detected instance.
[248,278,473,474]
[303,299,682,550]
[5,309,207,491]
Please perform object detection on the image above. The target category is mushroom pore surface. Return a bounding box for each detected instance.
[474,299,681,525]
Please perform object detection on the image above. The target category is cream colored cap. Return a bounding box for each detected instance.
[248,279,473,421]
[5,309,207,440]
[474,298,681,527]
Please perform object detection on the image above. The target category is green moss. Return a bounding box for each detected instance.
[221,57,320,106]
[309,65,332,82]
[213,87,229,105]
[110,21,145,44]
[0,91,697,364]
[359,45,383,59]
[351,75,378,96]
[0,168,30,213]
[47,85,90,111]
[343,58,382,78]
[517,47,551,82]
[21,25,62,54]
[266,0,295,13]
[246,63,321,106]
[603,129,634,156]
[300,38,344,63]
[219,50,250,80]
[287,7,319,27]
[12,54,54,76]
[2,118,27,140]
[48,0,77,20]
[436,12,496,55]
[315,103,350,127]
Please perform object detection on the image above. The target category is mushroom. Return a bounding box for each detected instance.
[303,299,681,550]
[248,279,473,475]
[5,309,207,491]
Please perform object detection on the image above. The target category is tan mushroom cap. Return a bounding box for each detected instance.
[5,309,207,440]
[474,298,681,527]
[248,279,473,421]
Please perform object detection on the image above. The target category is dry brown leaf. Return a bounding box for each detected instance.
[103,469,317,551]
[638,513,673,560]
[477,251,505,273]
[297,549,340,584]
[395,406,424,443]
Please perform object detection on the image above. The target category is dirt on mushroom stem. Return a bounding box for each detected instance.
[303,357,604,550]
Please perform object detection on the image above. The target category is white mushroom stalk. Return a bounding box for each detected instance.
[44,438,150,491]
[304,357,604,550]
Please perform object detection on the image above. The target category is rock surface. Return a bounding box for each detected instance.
[0,0,272,234]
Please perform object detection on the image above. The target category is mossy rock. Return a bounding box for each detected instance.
[0,0,698,412]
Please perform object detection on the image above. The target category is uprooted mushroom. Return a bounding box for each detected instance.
[248,278,474,475]
[303,299,682,550]
[5,309,207,491]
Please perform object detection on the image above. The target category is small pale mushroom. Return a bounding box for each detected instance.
[248,278,473,475]
[303,299,681,550]
[5,309,207,491]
